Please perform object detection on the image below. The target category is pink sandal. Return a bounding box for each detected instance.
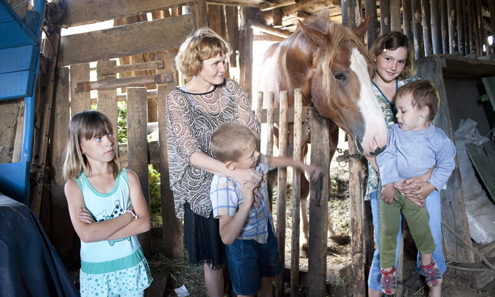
[380,266,397,295]
[420,260,442,287]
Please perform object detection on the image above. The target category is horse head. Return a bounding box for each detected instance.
[258,10,388,157]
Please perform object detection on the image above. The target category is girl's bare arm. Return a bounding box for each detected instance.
[65,179,134,243]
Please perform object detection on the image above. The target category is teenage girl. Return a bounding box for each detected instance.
[63,110,152,297]
[366,32,444,297]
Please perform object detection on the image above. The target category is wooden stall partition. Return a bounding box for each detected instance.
[97,60,119,137]
[447,0,457,53]
[403,0,414,42]
[380,0,391,35]
[421,0,432,56]
[390,0,402,31]
[415,55,475,264]
[341,0,353,28]
[412,0,424,59]
[365,0,379,49]
[275,91,288,297]
[126,88,152,257]
[49,66,77,264]
[69,63,91,115]
[431,0,442,54]
[308,109,330,297]
[290,89,303,297]
[349,140,366,296]
[441,0,449,54]
[456,0,465,55]
[266,92,275,157]
[156,51,184,259]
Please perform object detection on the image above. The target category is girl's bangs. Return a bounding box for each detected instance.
[80,113,113,140]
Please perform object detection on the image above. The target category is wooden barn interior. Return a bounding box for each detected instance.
[1,0,495,296]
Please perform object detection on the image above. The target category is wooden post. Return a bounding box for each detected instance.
[266,92,275,157]
[126,87,151,257]
[380,0,391,35]
[97,60,119,136]
[49,67,77,265]
[441,0,449,54]
[365,0,379,49]
[226,6,238,67]
[352,0,362,29]
[490,0,495,58]
[341,0,353,28]
[421,0,432,56]
[156,51,184,259]
[456,0,465,55]
[290,89,303,297]
[272,8,283,28]
[447,0,457,53]
[275,91,288,297]
[349,140,366,297]
[256,91,263,126]
[69,63,91,115]
[467,0,474,55]
[472,0,481,57]
[431,0,442,54]
[402,0,413,41]
[30,30,61,216]
[412,0,423,59]
[193,0,208,28]
[308,109,329,297]
[390,0,402,32]
[208,5,223,36]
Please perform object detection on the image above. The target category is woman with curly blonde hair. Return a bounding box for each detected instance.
[165,27,261,296]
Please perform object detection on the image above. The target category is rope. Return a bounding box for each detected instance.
[441,220,495,271]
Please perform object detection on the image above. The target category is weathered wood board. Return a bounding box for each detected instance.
[466,142,495,203]
[0,99,21,164]
[59,14,195,66]
[62,0,194,27]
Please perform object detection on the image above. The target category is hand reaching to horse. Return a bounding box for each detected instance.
[303,164,327,181]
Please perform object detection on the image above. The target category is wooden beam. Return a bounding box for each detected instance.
[260,0,297,12]
[194,0,208,28]
[412,0,423,59]
[76,73,173,92]
[101,61,164,75]
[127,87,152,257]
[403,0,413,41]
[206,0,261,7]
[253,34,285,42]
[96,60,119,136]
[447,0,457,53]
[70,63,91,115]
[156,51,184,259]
[379,0,391,34]
[431,0,442,54]
[421,0,432,56]
[390,0,401,31]
[59,14,195,66]
[250,21,291,38]
[62,0,194,27]
[366,0,379,49]
[308,108,330,297]
[441,0,449,54]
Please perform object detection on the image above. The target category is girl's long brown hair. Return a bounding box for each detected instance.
[62,110,121,181]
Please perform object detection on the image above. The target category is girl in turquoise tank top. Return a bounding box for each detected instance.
[63,110,152,297]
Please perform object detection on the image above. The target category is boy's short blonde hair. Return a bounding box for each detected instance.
[395,79,440,122]
[210,122,257,163]
[175,27,232,78]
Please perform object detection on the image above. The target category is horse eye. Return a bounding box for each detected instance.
[334,73,346,81]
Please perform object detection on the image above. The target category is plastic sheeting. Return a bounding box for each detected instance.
[454,118,495,244]
[0,193,78,297]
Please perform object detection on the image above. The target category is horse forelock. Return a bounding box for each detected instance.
[318,23,372,100]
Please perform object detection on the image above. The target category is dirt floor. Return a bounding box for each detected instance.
[144,150,495,296]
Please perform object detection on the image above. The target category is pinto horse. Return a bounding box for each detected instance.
[257,10,388,255]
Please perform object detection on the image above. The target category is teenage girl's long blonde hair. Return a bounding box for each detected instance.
[62,110,121,181]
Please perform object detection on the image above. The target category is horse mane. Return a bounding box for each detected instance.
[297,12,371,100]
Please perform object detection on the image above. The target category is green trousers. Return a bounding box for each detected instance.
[380,190,436,268]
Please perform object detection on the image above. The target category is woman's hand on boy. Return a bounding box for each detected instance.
[230,168,262,185]
[77,208,96,224]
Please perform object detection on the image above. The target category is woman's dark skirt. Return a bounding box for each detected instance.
[183,202,226,270]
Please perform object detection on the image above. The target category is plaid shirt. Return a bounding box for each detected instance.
[210,154,276,244]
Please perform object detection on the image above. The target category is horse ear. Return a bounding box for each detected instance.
[298,20,328,48]
[354,16,371,38]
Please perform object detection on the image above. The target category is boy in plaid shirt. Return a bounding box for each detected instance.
[209,122,325,297]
